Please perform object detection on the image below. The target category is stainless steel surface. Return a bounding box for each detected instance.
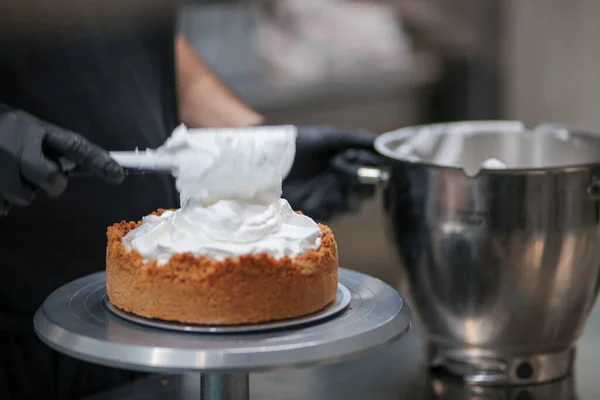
[108,151,175,171]
[34,268,411,374]
[103,283,351,333]
[375,120,600,173]
[429,369,578,400]
[430,345,575,386]
[374,120,600,384]
[110,125,296,169]
[201,374,249,400]
[85,306,600,399]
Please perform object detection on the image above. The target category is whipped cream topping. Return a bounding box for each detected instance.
[480,158,507,169]
[122,124,323,264]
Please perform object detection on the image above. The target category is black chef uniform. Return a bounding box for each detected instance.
[0,10,180,400]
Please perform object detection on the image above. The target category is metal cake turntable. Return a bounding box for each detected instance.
[103,283,352,334]
[34,268,411,400]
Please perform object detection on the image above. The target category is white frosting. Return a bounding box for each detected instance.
[122,124,323,264]
[481,158,507,169]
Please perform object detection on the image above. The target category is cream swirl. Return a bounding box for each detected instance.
[122,124,322,264]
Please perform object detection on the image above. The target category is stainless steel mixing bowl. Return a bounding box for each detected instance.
[361,121,600,385]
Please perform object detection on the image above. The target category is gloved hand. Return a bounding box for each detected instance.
[281,125,382,222]
[0,107,124,215]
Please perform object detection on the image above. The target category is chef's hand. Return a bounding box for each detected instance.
[281,125,382,222]
[0,106,124,215]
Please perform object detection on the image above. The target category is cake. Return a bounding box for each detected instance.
[105,125,339,325]
[106,210,338,325]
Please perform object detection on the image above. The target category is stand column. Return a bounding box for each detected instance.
[200,373,250,400]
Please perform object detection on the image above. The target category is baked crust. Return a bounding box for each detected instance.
[106,209,339,325]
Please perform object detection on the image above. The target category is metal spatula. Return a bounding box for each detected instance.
[60,152,175,177]
[61,125,298,178]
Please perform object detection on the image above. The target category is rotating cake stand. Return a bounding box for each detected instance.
[34,268,411,400]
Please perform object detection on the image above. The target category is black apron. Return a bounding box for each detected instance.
[0,11,180,400]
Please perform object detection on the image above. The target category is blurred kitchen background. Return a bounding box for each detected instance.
[179,0,600,287]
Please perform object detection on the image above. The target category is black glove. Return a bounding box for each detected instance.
[0,107,124,215]
[281,125,382,222]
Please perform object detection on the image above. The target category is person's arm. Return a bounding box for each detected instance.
[175,34,264,128]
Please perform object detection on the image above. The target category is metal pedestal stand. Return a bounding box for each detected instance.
[34,268,411,400]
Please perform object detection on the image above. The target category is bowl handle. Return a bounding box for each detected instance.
[330,149,389,186]
[587,179,600,200]
[356,167,389,185]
